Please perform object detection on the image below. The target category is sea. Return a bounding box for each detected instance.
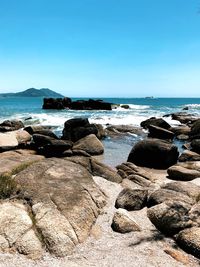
[1,97,200,166]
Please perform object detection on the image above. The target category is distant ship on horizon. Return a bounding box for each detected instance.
[145,96,154,99]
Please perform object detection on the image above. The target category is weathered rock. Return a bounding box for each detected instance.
[90,158,122,183]
[42,97,66,109]
[0,120,24,132]
[127,139,179,169]
[0,132,19,151]
[13,158,106,256]
[111,209,141,233]
[162,182,200,202]
[191,139,200,154]
[116,162,155,181]
[190,119,200,140]
[170,125,191,136]
[15,130,32,144]
[147,200,193,236]
[0,149,44,176]
[140,117,171,130]
[121,104,130,109]
[115,188,148,211]
[62,118,98,142]
[24,126,58,139]
[73,134,104,155]
[0,201,43,259]
[148,125,175,140]
[127,174,152,187]
[176,227,200,258]
[147,189,195,208]
[179,150,200,162]
[167,165,200,181]
[32,134,73,156]
[171,112,199,124]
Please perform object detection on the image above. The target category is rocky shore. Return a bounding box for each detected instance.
[0,111,200,266]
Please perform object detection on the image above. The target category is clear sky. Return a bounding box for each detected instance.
[0,0,200,97]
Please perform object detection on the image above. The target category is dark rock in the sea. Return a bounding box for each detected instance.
[171,112,199,124]
[0,120,24,132]
[24,126,57,139]
[62,118,99,142]
[148,125,175,140]
[191,139,200,154]
[115,188,148,211]
[42,98,66,109]
[72,134,104,155]
[162,182,200,202]
[179,150,200,162]
[167,165,200,181]
[147,189,194,208]
[190,119,200,140]
[127,138,179,169]
[43,97,112,110]
[176,227,200,259]
[170,125,191,136]
[111,209,141,233]
[32,134,73,157]
[183,106,189,110]
[140,117,171,130]
[120,104,130,109]
[147,200,193,236]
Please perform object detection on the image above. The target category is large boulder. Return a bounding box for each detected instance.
[162,182,200,202]
[176,227,200,259]
[0,149,44,176]
[73,134,104,155]
[140,117,171,130]
[32,134,73,157]
[6,158,106,257]
[127,138,179,169]
[191,139,200,154]
[148,125,174,140]
[167,165,200,181]
[0,132,19,151]
[62,118,98,142]
[170,125,191,136]
[115,188,148,211]
[190,119,200,140]
[111,209,141,233]
[147,189,194,208]
[42,98,67,109]
[0,202,43,259]
[24,126,58,139]
[147,200,193,236]
[0,120,24,132]
[179,150,200,162]
[171,112,199,124]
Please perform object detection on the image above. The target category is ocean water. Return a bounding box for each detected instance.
[1,97,200,166]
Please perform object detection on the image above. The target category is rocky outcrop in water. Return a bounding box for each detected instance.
[43,98,112,110]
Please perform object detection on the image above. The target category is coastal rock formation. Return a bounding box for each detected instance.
[43,98,112,110]
[0,120,24,132]
[176,227,200,259]
[0,131,31,152]
[167,161,200,181]
[62,118,99,142]
[111,209,141,233]
[190,119,200,140]
[170,125,191,136]
[127,138,179,169]
[105,125,145,137]
[191,139,200,154]
[148,125,175,140]
[24,125,58,139]
[0,149,44,176]
[0,158,106,258]
[73,134,104,155]
[171,112,199,124]
[140,117,171,130]
[115,188,148,211]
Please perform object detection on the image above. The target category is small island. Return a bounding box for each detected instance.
[0,88,64,98]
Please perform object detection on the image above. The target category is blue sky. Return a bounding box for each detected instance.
[0,0,200,97]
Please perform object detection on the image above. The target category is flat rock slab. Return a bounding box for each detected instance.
[11,158,106,257]
[0,149,44,175]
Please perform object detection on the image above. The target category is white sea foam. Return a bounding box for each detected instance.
[185,104,200,109]
[118,104,150,110]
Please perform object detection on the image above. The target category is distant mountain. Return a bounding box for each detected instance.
[0,88,64,98]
